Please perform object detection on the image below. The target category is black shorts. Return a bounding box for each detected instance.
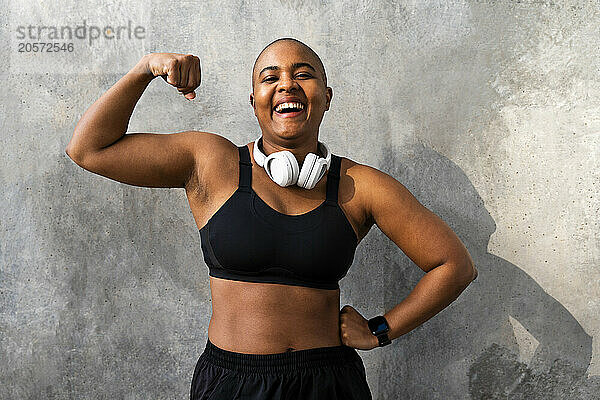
[190,337,373,400]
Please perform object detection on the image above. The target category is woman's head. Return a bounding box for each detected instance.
[250,38,332,142]
[251,38,328,90]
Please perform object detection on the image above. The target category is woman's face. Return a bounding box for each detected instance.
[250,42,332,141]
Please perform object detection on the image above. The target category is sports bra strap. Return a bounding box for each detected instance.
[237,145,253,193]
[324,154,341,207]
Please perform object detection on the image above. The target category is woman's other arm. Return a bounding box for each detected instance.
[364,165,478,341]
[65,53,224,189]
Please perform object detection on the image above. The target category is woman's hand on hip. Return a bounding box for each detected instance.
[339,305,379,350]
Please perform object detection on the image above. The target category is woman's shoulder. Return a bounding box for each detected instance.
[337,154,385,184]
[186,130,237,151]
[338,154,403,184]
[185,130,242,168]
[337,155,379,200]
[337,154,409,209]
[183,131,239,193]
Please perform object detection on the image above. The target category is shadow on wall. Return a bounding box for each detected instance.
[367,142,598,399]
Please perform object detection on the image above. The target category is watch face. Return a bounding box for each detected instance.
[373,321,388,332]
[369,316,389,334]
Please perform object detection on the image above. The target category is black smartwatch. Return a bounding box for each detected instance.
[367,315,392,347]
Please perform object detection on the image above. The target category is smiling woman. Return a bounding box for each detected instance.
[65,37,476,400]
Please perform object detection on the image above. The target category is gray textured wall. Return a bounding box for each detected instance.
[1,0,599,399]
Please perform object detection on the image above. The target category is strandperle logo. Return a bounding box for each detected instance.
[15,19,146,46]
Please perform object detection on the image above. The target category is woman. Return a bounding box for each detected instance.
[66,38,477,399]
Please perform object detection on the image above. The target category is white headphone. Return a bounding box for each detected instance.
[253,136,332,190]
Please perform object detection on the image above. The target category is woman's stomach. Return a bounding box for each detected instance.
[207,276,343,354]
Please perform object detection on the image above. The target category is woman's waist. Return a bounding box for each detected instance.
[207,320,343,354]
[208,277,342,353]
[208,303,342,353]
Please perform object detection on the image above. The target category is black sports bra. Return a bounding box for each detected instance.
[198,144,359,290]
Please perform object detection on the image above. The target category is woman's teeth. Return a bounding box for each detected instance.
[274,102,305,113]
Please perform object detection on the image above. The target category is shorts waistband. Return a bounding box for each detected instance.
[200,337,362,374]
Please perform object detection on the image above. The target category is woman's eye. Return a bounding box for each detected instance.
[263,73,310,83]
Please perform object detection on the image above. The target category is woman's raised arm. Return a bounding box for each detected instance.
[65,53,226,189]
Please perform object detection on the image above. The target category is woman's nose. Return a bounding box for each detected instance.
[277,74,298,90]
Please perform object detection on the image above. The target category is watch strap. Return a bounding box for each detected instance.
[376,333,392,346]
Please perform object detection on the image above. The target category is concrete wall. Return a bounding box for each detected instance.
[1,0,598,398]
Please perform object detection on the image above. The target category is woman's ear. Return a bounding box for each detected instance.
[325,87,333,111]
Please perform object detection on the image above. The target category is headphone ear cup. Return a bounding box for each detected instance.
[264,151,299,187]
[280,151,300,186]
[311,159,327,189]
[297,153,318,189]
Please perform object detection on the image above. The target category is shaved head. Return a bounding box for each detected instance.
[252,38,327,91]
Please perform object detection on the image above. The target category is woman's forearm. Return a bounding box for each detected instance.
[66,55,154,161]
[383,262,476,341]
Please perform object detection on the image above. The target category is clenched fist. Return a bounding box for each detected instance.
[339,305,380,350]
[141,53,202,100]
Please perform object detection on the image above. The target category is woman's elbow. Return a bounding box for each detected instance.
[461,260,478,284]
[65,145,85,166]
[451,256,478,285]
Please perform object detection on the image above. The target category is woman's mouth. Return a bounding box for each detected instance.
[273,101,307,119]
